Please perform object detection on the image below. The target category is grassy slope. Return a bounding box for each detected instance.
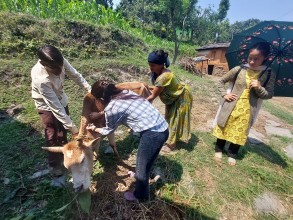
[0,12,292,220]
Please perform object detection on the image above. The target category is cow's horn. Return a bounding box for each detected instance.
[42,147,63,153]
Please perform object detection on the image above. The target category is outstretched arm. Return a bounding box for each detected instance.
[63,58,91,92]
[146,86,164,103]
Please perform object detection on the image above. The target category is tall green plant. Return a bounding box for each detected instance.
[0,0,130,30]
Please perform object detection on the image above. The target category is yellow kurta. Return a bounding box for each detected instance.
[213,69,261,145]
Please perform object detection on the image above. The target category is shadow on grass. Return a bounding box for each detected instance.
[177,133,199,152]
[241,142,287,168]
[0,108,77,220]
[88,133,214,219]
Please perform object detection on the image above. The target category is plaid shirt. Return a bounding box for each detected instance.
[99,90,168,135]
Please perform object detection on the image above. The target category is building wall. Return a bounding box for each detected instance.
[195,48,229,75]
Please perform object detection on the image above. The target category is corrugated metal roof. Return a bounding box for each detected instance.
[196,42,230,51]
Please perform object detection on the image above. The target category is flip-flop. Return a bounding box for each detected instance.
[160,145,176,155]
[228,157,236,166]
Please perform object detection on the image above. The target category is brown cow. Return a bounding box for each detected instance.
[78,81,152,159]
[42,138,99,192]
[43,81,152,192]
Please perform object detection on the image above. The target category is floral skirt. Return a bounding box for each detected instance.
[165,87,193,145]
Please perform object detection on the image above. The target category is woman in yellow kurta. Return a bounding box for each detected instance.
[213,70,260,145]
[146,50,193,153]
[213,42,275,165]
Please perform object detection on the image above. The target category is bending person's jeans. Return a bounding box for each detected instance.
[134,129,169,200]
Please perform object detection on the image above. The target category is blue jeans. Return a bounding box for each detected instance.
[134,129,169,200]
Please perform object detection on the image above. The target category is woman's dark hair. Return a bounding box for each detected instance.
[91,80,143,104]
[37,45,64,67]
[251,42,271,58]
[91,80,122,104]
[148,49,170,67]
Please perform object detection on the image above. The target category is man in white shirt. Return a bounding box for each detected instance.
[31,45,91,177]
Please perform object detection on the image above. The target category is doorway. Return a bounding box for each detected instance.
[208,65,214,75]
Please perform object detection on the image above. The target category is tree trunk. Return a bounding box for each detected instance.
[172,25,179,64]
[173,41,179,64]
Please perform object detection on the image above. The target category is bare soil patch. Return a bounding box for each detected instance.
[219,202,254,220]
[269,97,293,114]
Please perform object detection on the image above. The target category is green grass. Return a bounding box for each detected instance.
[160,131,293,219]
[263,100,293,127]
[1,12,293,220]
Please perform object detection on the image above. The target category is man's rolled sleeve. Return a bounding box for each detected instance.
[39,81,76,130]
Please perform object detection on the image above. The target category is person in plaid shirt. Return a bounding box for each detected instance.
[87,80,169,201]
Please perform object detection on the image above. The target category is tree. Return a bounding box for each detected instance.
[216,0,230,21]
[230,18,261,36]
[188,0,230,45]
[117,0,232,61]
[160,0,198,63]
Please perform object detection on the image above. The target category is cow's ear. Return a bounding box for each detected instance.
[42,146,63,153]
[84,138,100,148]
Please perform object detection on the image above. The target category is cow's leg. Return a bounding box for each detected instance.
[89,132,102,160]
[92,139,101,160]
[107,132,119,159]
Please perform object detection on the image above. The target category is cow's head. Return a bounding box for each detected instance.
[42,137,99,192]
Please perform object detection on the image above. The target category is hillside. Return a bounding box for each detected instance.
[0,12,146,58]
[0,12,293,220]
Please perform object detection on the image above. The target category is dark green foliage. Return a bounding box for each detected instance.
[0,0,128,28]
[0,10,292,220]
[216,0,230,21]
[231,18,261,35]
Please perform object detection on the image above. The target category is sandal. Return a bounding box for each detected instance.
[214,152,222,163]
[160,145,176,155]
[161,145,172,153]
[228,157,236,166]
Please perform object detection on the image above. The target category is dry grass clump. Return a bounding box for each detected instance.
[81,155,185,220]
